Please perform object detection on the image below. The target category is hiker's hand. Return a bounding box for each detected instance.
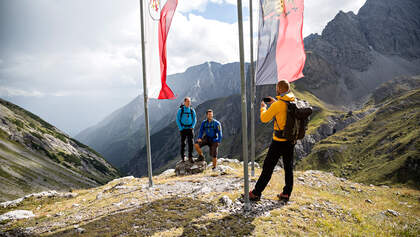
[197,138,202,143]
[267,96,276,104]
[261,101,267,108]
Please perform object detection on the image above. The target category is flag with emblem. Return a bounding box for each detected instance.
[256,0,306,85]
[143,0,178,99]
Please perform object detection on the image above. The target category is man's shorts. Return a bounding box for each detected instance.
[195,137,219,157]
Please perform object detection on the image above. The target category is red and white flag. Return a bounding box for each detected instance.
[256,0,306,85]
[143,0,178,99]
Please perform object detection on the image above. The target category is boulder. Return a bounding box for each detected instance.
[0,210,35,222]
[175,158,207,176]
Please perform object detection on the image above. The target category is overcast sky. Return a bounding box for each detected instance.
[0,0,366,136]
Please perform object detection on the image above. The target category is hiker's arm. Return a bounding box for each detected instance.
[192,109,197,128]
[176,109,182,130]
[260,102,278,123]
[216,123,222,143]
[198,122,204,139]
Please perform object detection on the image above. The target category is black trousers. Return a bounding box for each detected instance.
[253,140,295,197]
[180,129,194,158]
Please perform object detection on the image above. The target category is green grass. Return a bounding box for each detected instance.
[58,152,81,166]
[297,89,420,188]
[1,163,419,236]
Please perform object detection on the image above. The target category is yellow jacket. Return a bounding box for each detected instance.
[260,92,295,142]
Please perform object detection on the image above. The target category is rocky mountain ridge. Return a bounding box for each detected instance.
[298,75,420,188]
[296,0,420,105]
[0,98,120,202]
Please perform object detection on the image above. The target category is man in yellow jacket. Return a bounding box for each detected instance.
[250,80,295,202]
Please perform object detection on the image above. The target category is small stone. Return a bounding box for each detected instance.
[387,209,400,217]
[159,169,175,176]
[199,187,212,194]
[75,227,85,234]
[113,201,124,207]
[365,199,373,204]
[297,177,305,182]
[54,212,63,217]
[96,193,103,200]
[72,204,80,208]
[219,196,232,206]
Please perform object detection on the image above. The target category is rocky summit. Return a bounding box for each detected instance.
[0,159,419,236]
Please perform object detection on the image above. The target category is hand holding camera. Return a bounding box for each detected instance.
[261,96,276,107]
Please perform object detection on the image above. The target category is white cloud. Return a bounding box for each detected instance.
[0,0,367,134]
[0,87,44,97]
[303,0,366,36]
[177,0,210,13]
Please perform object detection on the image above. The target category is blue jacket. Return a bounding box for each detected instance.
[176,106,197,131]
[198,119,222,143]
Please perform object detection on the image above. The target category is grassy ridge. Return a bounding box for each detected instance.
[297,88,420,188]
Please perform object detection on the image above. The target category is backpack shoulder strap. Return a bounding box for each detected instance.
[180,106,185,120]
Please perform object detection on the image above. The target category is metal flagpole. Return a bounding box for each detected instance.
[249,0,256,177]
[236,0,250,210]
[139,0,153,187]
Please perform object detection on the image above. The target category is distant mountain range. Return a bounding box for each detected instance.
[76,0,419,187]
[75,62,247,168]
[0,98,120,201]
[121,0,420,180]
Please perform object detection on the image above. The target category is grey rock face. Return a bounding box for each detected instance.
[358,0,420,60]
[298,0,420,106]
[294,110,375,162]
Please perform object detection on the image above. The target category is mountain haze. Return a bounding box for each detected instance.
[76,62,246,168]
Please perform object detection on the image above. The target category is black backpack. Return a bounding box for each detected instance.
[179,105,195,127]
[274,98,312,142]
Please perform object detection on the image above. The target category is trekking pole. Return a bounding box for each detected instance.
[249,0,256,177]
[139,0,153,187]
[236,0,250,210]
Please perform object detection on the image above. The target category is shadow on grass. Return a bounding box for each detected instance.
[48,196,286,237]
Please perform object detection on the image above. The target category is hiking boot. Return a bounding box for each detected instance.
[181,156,186,162]
[198,154,205,161]
[188,156,194,163]
[249,191,261,201]
[277,193,290,202]
[212,166,216,171]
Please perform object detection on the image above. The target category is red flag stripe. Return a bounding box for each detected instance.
[158,0,178,100]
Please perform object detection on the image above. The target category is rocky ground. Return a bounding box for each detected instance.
[0,158,419,236]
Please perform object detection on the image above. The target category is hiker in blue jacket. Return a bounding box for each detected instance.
[176,97,197,163]
[194,109,222,170]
